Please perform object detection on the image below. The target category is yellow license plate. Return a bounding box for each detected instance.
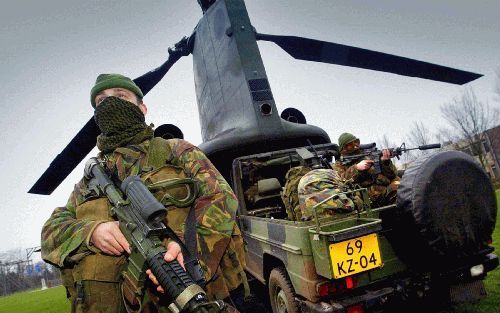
[329,233,382,279]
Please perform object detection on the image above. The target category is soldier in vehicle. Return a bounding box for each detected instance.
[335,132,400,207]
[297,169,363,220]
[41,74,249,312]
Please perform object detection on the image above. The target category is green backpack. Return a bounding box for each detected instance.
[281,166,311,220]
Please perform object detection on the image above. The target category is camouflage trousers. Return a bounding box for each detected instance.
[367,178,400,208]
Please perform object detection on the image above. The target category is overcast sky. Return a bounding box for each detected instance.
[0,0,499,260]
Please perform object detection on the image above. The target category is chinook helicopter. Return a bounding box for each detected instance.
[29,0,482,195]
[30,1,498,312]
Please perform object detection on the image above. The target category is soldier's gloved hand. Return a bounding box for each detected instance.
[355,159,374,171]
[145,241,185,294]
[380,149,393,160]
[90,221,131,255]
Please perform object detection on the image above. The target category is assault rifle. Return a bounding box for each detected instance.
[84,157,226,313]
[340,142,441,174]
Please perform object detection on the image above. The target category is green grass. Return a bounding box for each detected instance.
[0,286,69,313]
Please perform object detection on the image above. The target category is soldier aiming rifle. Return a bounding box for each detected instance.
[335,133,440,207]
[340,142,442,175]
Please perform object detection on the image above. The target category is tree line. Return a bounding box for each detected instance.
[381,68,500,174]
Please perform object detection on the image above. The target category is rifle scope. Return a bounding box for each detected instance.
[122,176,167,224]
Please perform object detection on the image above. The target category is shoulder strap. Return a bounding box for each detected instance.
[146,137,172,170]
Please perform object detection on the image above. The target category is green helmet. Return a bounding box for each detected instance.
[338,133,358,151]
[90,73,144,108]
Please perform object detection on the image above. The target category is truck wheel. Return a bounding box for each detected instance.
[392,150,497,268]
[268,267,300,313]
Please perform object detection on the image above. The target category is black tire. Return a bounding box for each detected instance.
[268,268,300,313]
[391,151,497,268]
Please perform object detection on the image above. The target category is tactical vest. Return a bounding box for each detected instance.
[73,138,195,282]
[66,137,198,313]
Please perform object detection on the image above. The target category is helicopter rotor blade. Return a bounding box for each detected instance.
[29,117,99,195]
[134,35,194,94]
[256,33,482,85]
[28,36,194,195]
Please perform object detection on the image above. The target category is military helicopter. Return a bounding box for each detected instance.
[28,0,482,195]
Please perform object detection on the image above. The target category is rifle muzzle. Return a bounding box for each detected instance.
[419,143,441,150]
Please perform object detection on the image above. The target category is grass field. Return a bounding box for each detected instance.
[1,192,499,313]
[0,285,69,313]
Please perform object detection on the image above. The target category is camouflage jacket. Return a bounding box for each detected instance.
[334,158,398,187]
[41,138,245,299]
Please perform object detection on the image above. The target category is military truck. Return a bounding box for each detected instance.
[230,143,498,313]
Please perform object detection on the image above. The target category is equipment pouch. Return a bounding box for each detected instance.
[72,280,124,313]
[72,281,84,313]
[121,271,143,311]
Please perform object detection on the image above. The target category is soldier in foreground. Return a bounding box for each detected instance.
[41,74,249,312]
[335,133,400,207]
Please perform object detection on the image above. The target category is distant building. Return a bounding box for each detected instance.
[444,124,500,180]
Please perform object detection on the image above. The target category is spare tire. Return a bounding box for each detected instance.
[390,151,496,269]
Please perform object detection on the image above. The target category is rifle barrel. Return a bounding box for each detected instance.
[418,143,441,150]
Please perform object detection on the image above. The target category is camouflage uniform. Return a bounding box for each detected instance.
[334,158,400,207]
[41,138,247,312]
[298,169,363,220]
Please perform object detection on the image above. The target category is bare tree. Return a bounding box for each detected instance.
[407,121,433,147]
[435,127,456,145]
[0,248,23,264]
[440,87,499,168]
[377,134,395,149]
[402,121,436,164]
